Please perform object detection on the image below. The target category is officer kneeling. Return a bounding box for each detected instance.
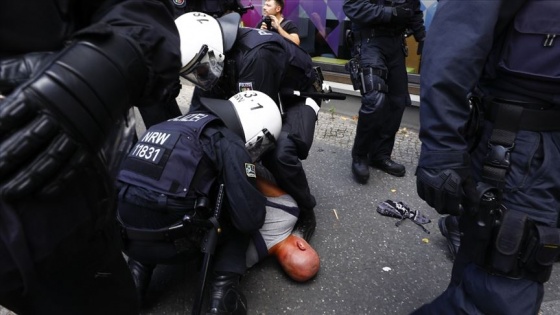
[116,91,282,315]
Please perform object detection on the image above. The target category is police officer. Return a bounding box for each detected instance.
[176,12,323,242]
[0,1,180,314]
[343,0,425,184]
[118,91,281,314]
[414,0,560,314]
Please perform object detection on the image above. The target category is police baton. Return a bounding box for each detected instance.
[280,88,347,101]
[190,183,225,315]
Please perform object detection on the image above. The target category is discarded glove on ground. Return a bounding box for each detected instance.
[376,200,431,234]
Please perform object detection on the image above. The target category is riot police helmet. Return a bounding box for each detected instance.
[175,11,240,91]
[200,91,282,162]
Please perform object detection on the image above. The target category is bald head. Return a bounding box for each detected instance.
[270,234,320,282]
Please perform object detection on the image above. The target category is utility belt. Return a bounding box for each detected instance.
[467,205,560,283]
[480,97,560,189]
[117,184,213,253]
[468,97,560,283]
[484,98,560,132]
[354,27,405,40]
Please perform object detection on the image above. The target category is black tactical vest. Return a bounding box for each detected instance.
[233,28,316,83]
[496,0,560,95]
[117,113,219,197]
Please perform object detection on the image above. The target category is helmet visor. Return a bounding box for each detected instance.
[246,128,276,162]
[180,45,224,91]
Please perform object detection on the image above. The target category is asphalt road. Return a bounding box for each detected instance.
[135,84,560,315]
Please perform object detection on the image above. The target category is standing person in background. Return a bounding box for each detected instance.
[343,0,425,184]
[414,0,560,314]
[258,0,301,45]
[0,1,180,314]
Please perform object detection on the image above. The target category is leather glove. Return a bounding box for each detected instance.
[416,166,478,216]
[391,5,413,24]
[416,40,424,55]
[0,35,147,199]
[0,52,54,94]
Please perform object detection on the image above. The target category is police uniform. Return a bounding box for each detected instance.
[0,1,180,314]
[343,0,425,181]
[414,0,560,314]
[117,112,266,272]
[116,112,266,309]
[190,27,320,212]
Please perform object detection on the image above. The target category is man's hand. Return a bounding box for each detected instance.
[0,93,88,199]
[416,166,478,215]
[416,40,424,55]
[391,4,413,24]
[0,35,147,199]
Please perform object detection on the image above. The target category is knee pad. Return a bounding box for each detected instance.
[361,88,387,115]
[361,68,388,95]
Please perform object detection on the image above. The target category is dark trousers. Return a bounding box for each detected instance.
[352,35,411,161]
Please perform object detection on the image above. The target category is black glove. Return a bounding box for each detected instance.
[0,52,54,94]
[0,35,148,199]
[416,166,478,216]
[416,40,424,55]
[391,5,413,24]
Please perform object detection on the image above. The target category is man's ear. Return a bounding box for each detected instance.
[296,239,307,251]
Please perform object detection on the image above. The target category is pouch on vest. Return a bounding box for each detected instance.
[497,0,560,83]
[490,209,528,275]
[521,224,560,283]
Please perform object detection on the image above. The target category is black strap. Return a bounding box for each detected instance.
[482,101,523,190]
[485,102,560,131]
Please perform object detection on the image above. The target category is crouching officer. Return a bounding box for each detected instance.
[175,12,323,241]
[343,0,425,183]
[414,0,560,314]
[117,91,282,314]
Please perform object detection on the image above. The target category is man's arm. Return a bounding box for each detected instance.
[275,19,300,46]
[0,0,181,198]
[86,0,182,106]
[418,0,524,163]
[342,0,392,26]
[415,0,526,214]
[216,128,267,233]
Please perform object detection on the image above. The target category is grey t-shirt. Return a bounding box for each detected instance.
[246,194,299,267]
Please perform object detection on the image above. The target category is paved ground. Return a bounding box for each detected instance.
[2,83,559,315]
[136,84,560,315]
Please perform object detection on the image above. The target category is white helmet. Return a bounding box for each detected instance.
[175,12,240,91]
[199,91,282,162]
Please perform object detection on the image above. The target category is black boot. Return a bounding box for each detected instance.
[438,215,461,259]
[127,258,155,304]
[369,158,406,177]
[352,156,370,184]
[292,207,316,242]
[206,272,247,315]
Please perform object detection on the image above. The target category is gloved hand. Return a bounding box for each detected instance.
[0,35,147,199]
[416,40,424,55]
[416,166,478,216]
[391,5,413,24]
